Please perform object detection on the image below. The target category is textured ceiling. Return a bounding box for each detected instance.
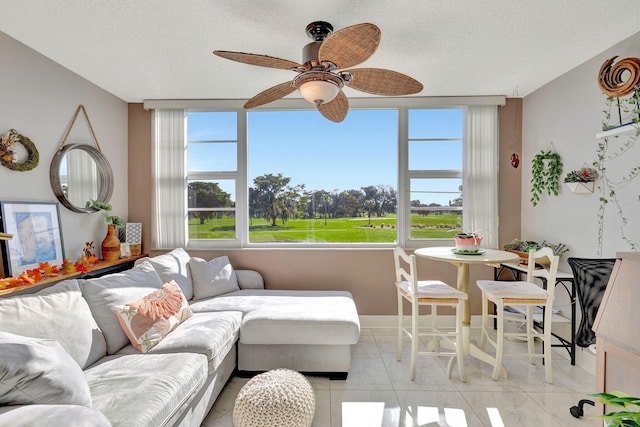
[2,0,639,102]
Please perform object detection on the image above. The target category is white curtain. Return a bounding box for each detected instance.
[152,109,186,249]
[66,149,98,207]
[464,105,499,248]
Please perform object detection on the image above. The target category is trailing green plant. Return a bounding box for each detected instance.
[591,391,640,427]
[530,149,563,206]
[595,92,640,256]
[86,199,125,227]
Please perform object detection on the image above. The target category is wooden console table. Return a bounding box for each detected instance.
[0,254,148,297]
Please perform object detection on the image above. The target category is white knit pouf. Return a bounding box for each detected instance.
[233,368,316,427]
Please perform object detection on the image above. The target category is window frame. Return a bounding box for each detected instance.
[148,96,504,250]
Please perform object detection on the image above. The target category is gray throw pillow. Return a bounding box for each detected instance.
[0,279,106,369]
[135,248,193,300]
[189,256,240,300]
[0,331,92,407]
[80,261,164,354]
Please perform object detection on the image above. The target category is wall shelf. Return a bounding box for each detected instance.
[596,123,639,139]
[0,254,147,296]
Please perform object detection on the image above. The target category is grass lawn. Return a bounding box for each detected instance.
[189,213,461,242]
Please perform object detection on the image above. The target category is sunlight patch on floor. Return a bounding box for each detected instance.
[342,401,386,427]
[486,407,505,427]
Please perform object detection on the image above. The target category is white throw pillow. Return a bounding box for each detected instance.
[135,248,193,300]
[0,279,106,369]
[0,331,92,407]
[189,256,240,300]
[80,261,164,354]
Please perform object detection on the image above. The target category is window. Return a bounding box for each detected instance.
[406,109,463,241]
[186,112,238,240]
[154,98,499,249]
[246,110,397,243]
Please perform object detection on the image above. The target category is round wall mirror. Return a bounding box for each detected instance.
[50,143,114,213]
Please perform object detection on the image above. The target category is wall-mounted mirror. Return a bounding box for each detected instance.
[50,143,114,213]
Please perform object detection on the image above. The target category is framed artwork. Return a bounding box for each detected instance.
[125,222,142,244]
[0,201,65,277]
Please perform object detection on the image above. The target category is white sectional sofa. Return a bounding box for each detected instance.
[0,248,360,427]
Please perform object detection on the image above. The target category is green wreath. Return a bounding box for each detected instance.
[0,129,39,172]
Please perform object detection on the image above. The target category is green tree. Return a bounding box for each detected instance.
[250,173,304,226]
[361,185,397,217]
[187,181,233,224]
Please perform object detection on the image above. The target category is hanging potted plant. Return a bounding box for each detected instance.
[530,149,563,206]
[86,200,124,262]
[564,166,599,193]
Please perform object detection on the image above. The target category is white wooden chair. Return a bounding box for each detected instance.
[476,247,559,383]
[394,247,467,381]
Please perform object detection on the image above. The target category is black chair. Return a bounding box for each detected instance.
[566,257,616,348]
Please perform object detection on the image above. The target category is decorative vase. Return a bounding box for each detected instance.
[101,224,121,261]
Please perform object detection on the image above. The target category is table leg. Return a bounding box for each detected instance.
[455,262,507,379]
[456,263,471,354]
[456,263,471,326]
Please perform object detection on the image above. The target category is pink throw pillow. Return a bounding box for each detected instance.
[114,280,192,352]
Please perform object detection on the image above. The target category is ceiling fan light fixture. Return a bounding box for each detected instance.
[294,71,343,105]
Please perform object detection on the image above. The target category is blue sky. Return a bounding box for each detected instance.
[187,108,462,204]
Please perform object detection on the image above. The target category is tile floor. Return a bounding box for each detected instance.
[202,328,598,426]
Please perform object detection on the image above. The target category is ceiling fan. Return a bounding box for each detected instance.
[213,21,423,123]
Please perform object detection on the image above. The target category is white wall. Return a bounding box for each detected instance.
[0,31,127,268]
[522,30,640,260]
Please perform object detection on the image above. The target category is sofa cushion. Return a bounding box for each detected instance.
[136,248,193,300]
[146,311,242,373]
[0,332,91,407]
[189,289,361,345]
[235,270,265,290]
[0,404,112,427]
[80,261,164,354]
[0,279,106,368]
[189,256,239,300]
[114,280,193,352]
[85,352,207,427]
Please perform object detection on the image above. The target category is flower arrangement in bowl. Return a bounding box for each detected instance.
[564,167,599,183]
[454,232,483,252]
[503,238,569,265]
[564,167,599,194]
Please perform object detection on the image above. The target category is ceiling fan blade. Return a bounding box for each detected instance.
[244,81,297,108]
[345,68,423,96]
[213,50,302,70]
[317,90,349,123]
[318,23,381,69]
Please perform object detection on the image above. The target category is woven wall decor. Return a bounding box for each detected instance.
[598,56,640,98]
[0,129,39,172]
